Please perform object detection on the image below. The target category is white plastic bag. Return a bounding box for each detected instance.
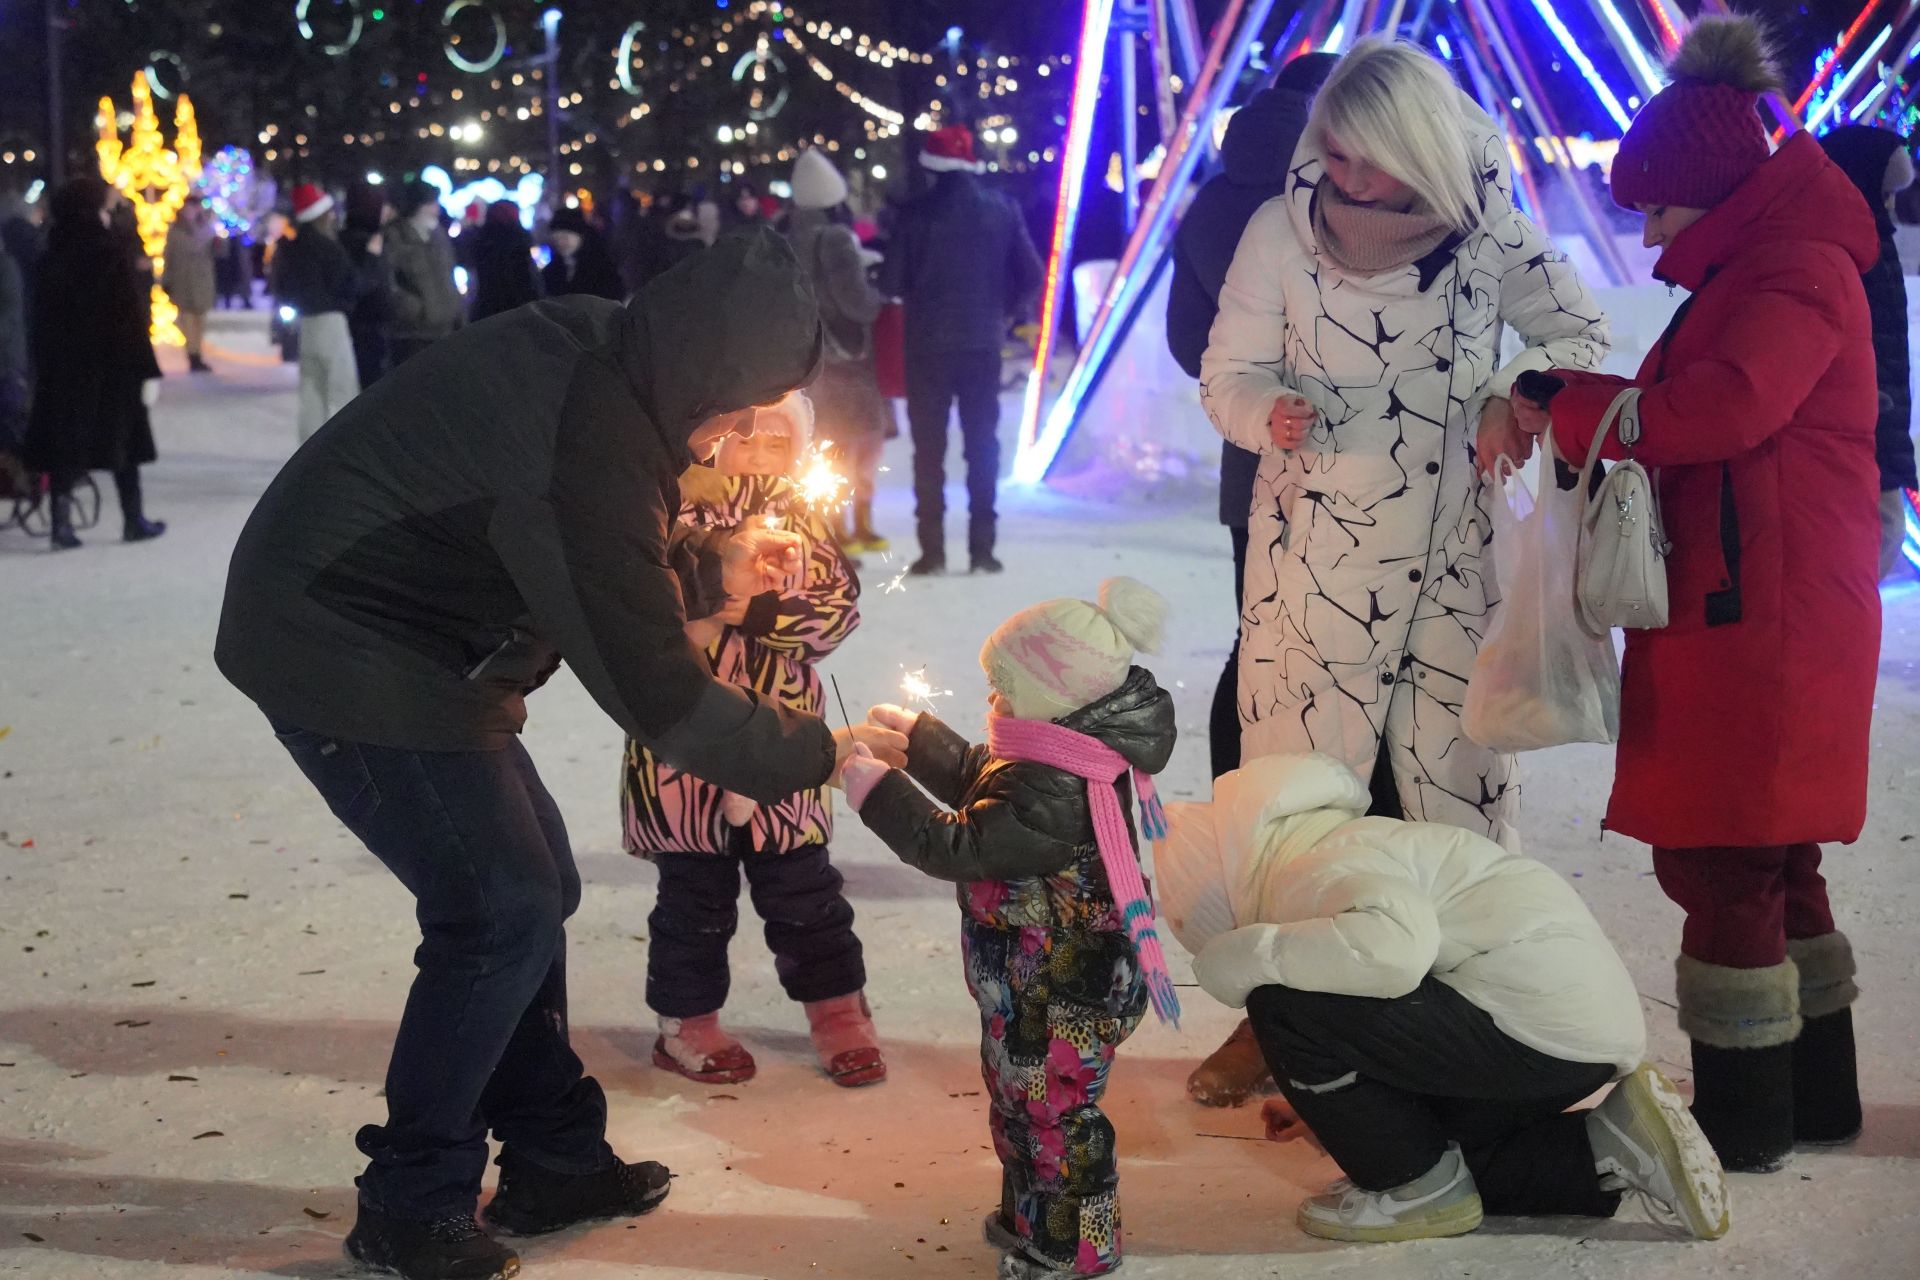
[1464,446,1620,751]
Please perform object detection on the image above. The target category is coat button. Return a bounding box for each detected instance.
[1408,569,1423,582]
[1381,672,1395,685]
[1426,462,1440,475]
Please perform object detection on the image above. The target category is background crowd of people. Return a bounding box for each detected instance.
[0,121,1045,577]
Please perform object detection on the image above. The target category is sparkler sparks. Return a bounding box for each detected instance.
[900,666,952,711]
[792,443,851,516]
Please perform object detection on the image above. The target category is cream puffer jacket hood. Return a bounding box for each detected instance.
[1156,754,1646,1074]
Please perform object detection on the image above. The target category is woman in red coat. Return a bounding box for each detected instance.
[1515,18,1879,1175]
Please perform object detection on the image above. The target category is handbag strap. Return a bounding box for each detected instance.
[1577,387,1639,492]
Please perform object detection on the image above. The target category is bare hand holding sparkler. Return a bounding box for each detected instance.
[722,525,804,596]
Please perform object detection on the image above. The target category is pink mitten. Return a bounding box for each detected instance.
[841,746,892,811]
[721,792,757,827]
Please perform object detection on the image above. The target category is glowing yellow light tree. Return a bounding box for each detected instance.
[96,73,201,346]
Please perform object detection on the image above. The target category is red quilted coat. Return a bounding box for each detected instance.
[1550,131,1881,850]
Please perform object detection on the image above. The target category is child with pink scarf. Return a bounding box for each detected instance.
[840,579,1178,1278]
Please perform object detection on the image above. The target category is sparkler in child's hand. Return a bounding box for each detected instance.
[793,443,851,519]
[900,666,952,713]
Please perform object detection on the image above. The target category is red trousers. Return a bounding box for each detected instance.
[1651,843,1837,969]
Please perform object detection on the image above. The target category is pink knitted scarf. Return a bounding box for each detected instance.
[987,712,1181,1026]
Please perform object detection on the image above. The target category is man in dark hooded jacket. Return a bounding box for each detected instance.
[1819,125,1918,581]
[1163,51,1337,1119]
[216,228,907,1280]
[1166,52,1336,780]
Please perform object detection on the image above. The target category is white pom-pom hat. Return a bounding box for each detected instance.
[979,577,1168,721]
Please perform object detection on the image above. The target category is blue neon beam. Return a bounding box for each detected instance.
[1904,488,1920,572]
[1587,0,1666,97]
[1521,0,1634,132]
[1015,0,1117,471]
[1019,0,1279,485]
[1851,34,1920,122]
[1807,24,1894,133]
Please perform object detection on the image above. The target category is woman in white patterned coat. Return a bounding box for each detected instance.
[1201,39,1608,848]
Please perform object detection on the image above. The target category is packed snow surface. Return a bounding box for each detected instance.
[3,313,1917,1279]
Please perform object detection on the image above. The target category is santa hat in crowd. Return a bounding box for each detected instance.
[290,183,334,224]
[919,125,984,174]
[979,577,1166,722]
[791,148,849,210]
[1610,17,1782,211]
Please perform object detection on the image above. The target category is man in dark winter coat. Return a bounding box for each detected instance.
[340,182,397,388]
[541,207,626,301]
[1819,125,1918,580]
[216,228,908,1280]
[384,180,463,367]
[881,125,1044,575]
[468,201,543,321]
[1163,51,1338,1118]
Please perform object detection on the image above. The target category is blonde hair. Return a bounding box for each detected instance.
[1308,38,1485,234]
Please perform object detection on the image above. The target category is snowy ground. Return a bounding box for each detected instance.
[3,310,1919,1280]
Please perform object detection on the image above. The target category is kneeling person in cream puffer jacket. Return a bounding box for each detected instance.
[1157,754,1730,1244]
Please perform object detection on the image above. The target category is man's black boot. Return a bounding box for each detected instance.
[481,1152,671,1237]
[343,1203,519,1280]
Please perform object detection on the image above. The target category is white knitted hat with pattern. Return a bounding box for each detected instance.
[979,578,1167,721]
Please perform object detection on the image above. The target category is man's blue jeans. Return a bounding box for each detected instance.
[270,717,615,1218]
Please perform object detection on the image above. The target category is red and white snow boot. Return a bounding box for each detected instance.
[805,992,886,1087]
[652,1012,756,1084]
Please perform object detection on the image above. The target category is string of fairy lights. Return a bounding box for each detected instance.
[228,0,1073,184]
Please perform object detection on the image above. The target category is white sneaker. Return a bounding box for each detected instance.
[1296,1144,1484,1243]
[1589,1063,1732,1240]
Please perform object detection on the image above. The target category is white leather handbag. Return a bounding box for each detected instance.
[1575,387,1669,635]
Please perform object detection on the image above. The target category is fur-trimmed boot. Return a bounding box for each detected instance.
[652,1012,755,1084]
[1788,932,1863,1145]
[804,991,886,1087]
[1677,955,1800,1173]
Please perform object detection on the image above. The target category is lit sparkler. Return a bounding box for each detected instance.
[900,666,952,712]
[793,443,851,517]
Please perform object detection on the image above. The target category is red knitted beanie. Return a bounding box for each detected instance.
[1610,17,1782,211]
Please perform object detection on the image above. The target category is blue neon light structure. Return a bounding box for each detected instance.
[1016,0,1280,484]
[1521,0,1635,131]
[1014,0,1117,476]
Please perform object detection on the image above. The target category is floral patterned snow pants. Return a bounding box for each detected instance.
[963,920,1146,1275]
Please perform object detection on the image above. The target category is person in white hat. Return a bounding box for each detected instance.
[270,182,363,440]
[1156,753,1729,1245]
[785,147,893,553]
[839,577,1178,1279]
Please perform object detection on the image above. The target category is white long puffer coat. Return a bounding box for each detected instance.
[1199,102,1609,845]
[1157,754,1646,1074]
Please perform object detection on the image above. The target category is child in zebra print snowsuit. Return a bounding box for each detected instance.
[622,392,885,1089]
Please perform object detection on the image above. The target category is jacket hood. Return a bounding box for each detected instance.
[1656,130,1880,290]
[623,226,824,453]
[1221,88,1314,188]
[1057,666,1177,774]
[1156,753,1370,954]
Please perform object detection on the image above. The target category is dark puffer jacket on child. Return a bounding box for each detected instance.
[857,667,1176,1276]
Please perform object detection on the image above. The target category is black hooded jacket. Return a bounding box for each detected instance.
[1167,83,1321,525]
[858,668,1177,888]
[216,229,833,800]
[1820,125,1917,492]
